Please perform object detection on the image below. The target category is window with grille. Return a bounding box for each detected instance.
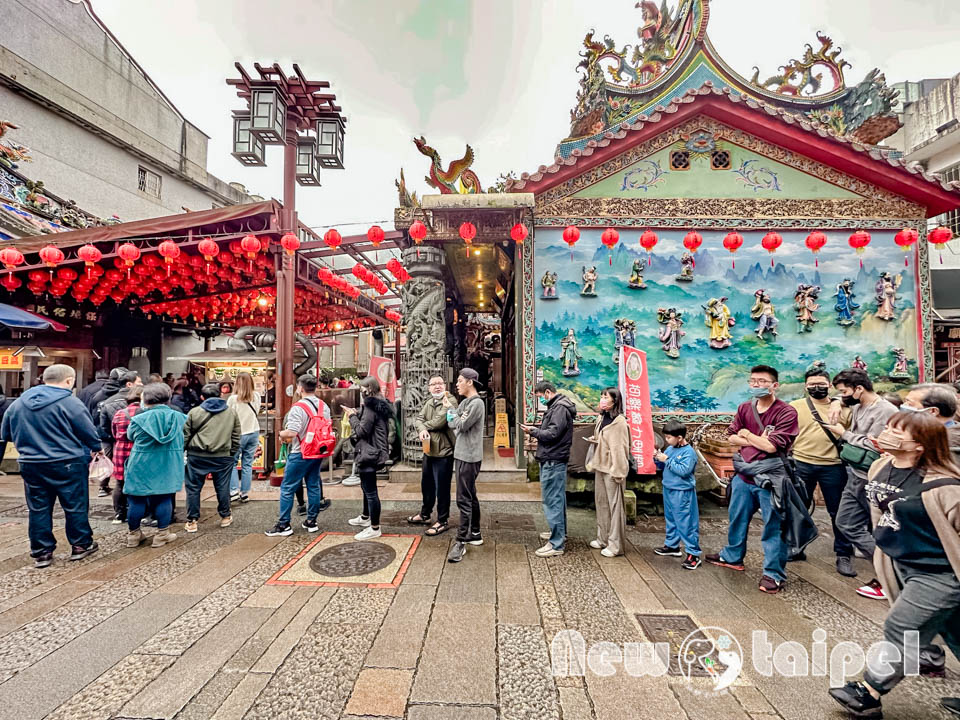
[138,167,162,198]
[710,150,731,170]
[669,150,690,171]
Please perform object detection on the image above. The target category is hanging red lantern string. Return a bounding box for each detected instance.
[459,222,477,259]
[117,243,140,278]
[0,247,24,279]
[928,226,953,265]
[239,234,261,271]
[761,232,782,267]
[279,232,300,256]
[158,240,180,276]
[197,237,219,274]
[510,222,528,261]
[600,228,619,266]
[894,227,919,266]
[683,231,703,267]
[367,225,385,249]
[562,225,580,262]
[639,230,658,266]
[38,245,64,281]
[804,231,827,268]
[722,232,743,269]
[848,230,871,268]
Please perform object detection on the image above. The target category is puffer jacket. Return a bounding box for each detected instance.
[183,398,240,458]
[532,393,577,463]
[349,394,393,469]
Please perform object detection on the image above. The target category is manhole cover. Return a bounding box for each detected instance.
[309,541,397,577]
[635,614,730,677]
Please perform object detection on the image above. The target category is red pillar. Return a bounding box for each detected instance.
[275,119,298,425]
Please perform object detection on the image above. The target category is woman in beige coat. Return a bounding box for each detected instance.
[586,387,631,557]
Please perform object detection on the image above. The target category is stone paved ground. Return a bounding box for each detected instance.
[0,475,956,720]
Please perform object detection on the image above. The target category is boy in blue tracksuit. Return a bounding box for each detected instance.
[654,420,701,569]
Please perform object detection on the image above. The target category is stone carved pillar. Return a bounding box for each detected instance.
[400,246,449,463]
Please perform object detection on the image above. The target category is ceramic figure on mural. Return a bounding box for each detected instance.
[675,252,694,282]
[580,266,598,297]
[560,329,583,376]
[750,289,779,340]
[613,318,637,363]
[703,297,733,349]
[541,270,559,299]
[852,355,868,371]
[890,347,910,380]
[794,284,821,333]
[627,259,647,289]
[657,307,685,359]
[874,271,902,321]
[834,279,860,327]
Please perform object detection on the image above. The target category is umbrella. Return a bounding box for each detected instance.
[0,303,67,332]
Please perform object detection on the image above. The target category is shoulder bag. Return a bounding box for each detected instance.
[804,397,846,463]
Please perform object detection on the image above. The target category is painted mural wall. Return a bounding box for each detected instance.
[534,228,920,412]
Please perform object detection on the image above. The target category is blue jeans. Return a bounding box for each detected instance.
[127,494,173,531]
[663,487,701,556]
[230,432,260,495]
[20,459,94,557]
[720,474,788,582]
[278,452,323,525]
[540,461,567,550]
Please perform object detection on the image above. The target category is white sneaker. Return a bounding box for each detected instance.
[535,542,564,558]
[348,514,371,527]
[342,475,361,487]
[354,526,382,541]
[589,540,604,550]
[600,548,618,558]
[539,531,567,541]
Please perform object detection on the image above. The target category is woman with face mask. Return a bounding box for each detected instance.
[830,411,960,719]
[586,387,631,557]
[345,377,394,540]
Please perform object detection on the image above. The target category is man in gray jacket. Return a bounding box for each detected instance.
[446,368,485,563]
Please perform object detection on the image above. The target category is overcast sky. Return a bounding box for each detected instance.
[91,0,960,234]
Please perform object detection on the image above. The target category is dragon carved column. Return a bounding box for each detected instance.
[400,246,449,463]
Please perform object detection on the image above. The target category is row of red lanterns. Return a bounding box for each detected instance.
[384,258,410,284]
[351,263,389,295]
[316,267,361,300]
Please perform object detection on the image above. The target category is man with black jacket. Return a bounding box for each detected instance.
[522,381,576,558]
[90,367,126,413]
[95,370,141,496]
[78,369,109,416]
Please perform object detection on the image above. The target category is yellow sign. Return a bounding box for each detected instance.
[236,435,267,473]
[0,349,23,371]
[494,412,510,449]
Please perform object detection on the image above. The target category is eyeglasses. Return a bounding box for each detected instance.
[748,378,774,387]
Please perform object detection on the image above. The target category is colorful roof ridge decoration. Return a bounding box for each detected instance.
[559,0,902,158]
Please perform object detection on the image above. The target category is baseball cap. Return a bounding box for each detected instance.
[459,368,482,388]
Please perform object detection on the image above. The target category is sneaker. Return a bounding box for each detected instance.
[239,494,250,503]
[535,542,563,558]
[447,541,466,563]
[342,474,361,487]
[539,531,567,541]
[836,556,857,578]
[230,491,241,502]
[942,697,960,717]
[184,520,198,533]
[220,516,233,528]
[97,488,110,498]
[589,540,604,550]
[316,498,331,512]
[301,519,319,533]
[34,552,53,569]
[467,533,483,546]
[787,551,807,562]
[265,522,293,537]
[682,554,702,570]
[828,681,882,719]
[705,553,745,571]
[355,526,382,541]
[654,545,682,557]
[600,547,618,558]
[758,575,784,594]
[297,504,307,516]
[856,579,886,600]
[348,514,372,527]
[111,514,124,525]
[69,542,99,561]
[142,518,158,528]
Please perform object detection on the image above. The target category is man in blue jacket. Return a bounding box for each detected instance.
[1,364,101,568]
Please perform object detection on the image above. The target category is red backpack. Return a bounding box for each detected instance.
[295,399,336,458]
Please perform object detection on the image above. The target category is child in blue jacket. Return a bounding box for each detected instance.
[654,420,701,569]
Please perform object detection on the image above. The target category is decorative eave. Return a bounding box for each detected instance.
[507,84,960,218]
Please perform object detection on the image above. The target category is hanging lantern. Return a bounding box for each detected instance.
[279,232,300,256]
[638,230,658,266]
[848,230,871,268]
[198,237,220,274]
[0,247,24,279]
[459,222,477,258]
[367,225,385,248]
[761,232,782,267]
[77,244,102,280]
[117,243,141,278]
[722,232,743,269]
[323,228,342,251]
[158,240,180,276]
[600,228,619,266]
[894,228,919,266]
[804,231,827,268]
[928,225,954,265]
[0,274,21,292]
[38,245,64,280]
[510,222,528,261]
[240,234,261,271]
[682,231,703,267]
[409,220,427,259]
[562,225,580,262]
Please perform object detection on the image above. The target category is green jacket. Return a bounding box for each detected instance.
[415,393,458,457]
[125,404,186,496]
[183,398,241,458]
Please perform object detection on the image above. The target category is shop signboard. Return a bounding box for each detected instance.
[0,349,23,371]
[618,345,656,474]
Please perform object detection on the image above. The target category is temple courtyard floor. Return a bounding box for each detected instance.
[0,473,955,720]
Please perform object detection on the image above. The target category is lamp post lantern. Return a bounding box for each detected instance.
[227,62,346,424]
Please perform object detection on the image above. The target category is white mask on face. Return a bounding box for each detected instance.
[431,391,445,399]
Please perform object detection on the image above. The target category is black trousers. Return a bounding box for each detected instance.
[185,455,234,520]
[794,460,853,557]
[455,459,481,542]
[420,455,453,524]
[359,465,380,526]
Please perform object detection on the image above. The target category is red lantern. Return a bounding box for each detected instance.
[928,226,954,264]
[682,232,702,268]
[279,232,300,256]
[848,230,871,268]
[804,231,827,267]
[1,274,21,292]
[459,222,477,258]
[240,234,261,271]
[367,225,385,248]
[894,228,919,266]
[117,243,140,278]
[722,232,743,269]
[0,247,24,278]
[600,228,619,265]
[639,230,658,266]
[562,225,580,261]
[198,237,219,265]
[510,223,528,245]
[38,245,64,280]
[323,228,342,251]
[409,220,427,244]
[761,232,782,267]
[158,240,180,276]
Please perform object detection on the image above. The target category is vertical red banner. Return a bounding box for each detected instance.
[618,345,656,474]
[369,355,397,402]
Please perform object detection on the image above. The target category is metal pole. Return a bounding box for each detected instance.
[275,118,298,428]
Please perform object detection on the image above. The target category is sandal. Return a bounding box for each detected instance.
[425,522,449,536]
[406,514,429,525]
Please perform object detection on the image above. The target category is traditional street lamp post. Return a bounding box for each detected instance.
[227,63,346,422]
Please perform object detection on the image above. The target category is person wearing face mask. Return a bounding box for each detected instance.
[345,376,393,540]
[902,383,960,458]
[409,376,458,536]
[788,367,855,576]
[706,365,801,594]
[828,369,898,600]
[586,387,631,558]
[829,411,960,720]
